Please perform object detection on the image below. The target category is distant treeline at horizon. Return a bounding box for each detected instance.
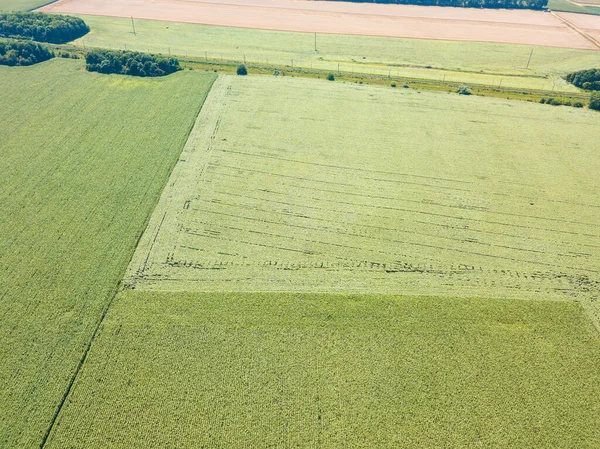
[326,0,548,10]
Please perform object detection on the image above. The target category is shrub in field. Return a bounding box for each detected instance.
[542,97,578,107]
[457,85,472,95]
[327,73,335,81]
[0,12,89,44]
[590,92,600,111]
[566,68,600,91]
[86,49,180,77]
[237,64,247,75]
[0,39,53,66]
[391,82,396,88]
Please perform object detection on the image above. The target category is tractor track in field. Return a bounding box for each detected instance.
[551,11,600,49]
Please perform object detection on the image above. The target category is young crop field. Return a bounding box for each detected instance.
[44,292,600,448]
[68,15,600,91]
[0,59,216,448]
[0,0,51,11]
[126,75,600,327]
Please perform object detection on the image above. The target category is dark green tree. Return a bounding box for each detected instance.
[590,92,600,111]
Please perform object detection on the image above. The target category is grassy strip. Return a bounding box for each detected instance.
[0,58,216,448]
[548,0,600,15]
[69,14,599,91]
[46,292,600,448]
[51,42,592,105]
[187,58,591,105]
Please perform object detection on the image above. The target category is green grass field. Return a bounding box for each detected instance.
[0,59,216,448]
[70,15,600,92]
[0,0,53,11]
[1,45,599,447]
[548,0,600,15]
[45,292,600,448]
[127,75,600,327]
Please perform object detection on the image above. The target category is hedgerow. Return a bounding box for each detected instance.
[85,49,180,77]
[0,12,89,44]
[327,0,548,10]
[566,68,600,91]
[0,39,53,66]
[590,92,600,111]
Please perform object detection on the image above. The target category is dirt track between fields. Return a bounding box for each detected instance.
[41,0,598,49]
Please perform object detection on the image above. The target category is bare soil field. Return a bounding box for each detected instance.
[41,0,598,49]
[558,11,600,41]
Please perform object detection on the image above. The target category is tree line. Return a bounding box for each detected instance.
[327,0,548,9]
[0,39,54,66]
[86,49,181,77]
[0,12,89,44]
[566,68,600,91]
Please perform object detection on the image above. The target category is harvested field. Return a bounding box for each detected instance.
[126,75,600,327]
[41,0,598,49]
[558,11,600,42]
[45,292,600,448]
[0,59,216,448]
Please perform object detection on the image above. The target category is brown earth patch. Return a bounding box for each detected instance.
[41,0,598,49]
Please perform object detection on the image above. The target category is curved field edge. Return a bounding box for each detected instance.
[67,14,600,92]
[0,59,216,448]
[45,291,600,448]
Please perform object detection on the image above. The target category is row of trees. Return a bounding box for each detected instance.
[327,0,548,10]
[86,49,180,77]
[566,68,600,91]
[0,12,89,44]
[0,39,54,66]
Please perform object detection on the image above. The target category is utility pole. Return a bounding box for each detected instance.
[314,33,317,52]
[526,49,534,69]
[131,16,136,36]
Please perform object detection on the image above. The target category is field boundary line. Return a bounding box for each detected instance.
[37,74,219,449]
[37,281,120,449]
